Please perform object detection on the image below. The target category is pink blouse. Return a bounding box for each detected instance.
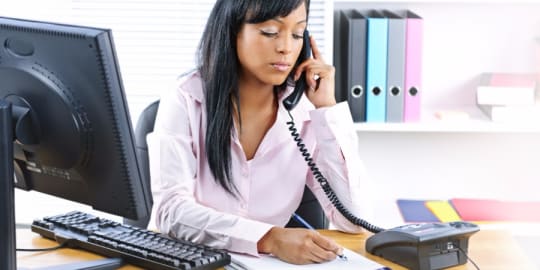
[148,71,370,256]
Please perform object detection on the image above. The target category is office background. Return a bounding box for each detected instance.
[4,1,540,258]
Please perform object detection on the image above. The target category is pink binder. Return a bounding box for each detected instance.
[403,11,423,122]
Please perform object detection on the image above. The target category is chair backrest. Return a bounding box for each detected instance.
[123,100,160,228]
[125,100,328,229]
[286,186,329,229]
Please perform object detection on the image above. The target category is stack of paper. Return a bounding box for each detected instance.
[225,248,389,270]
[475,72,540,123]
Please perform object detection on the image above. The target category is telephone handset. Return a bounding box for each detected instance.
[282,30,384,234]
[283,30,311,111]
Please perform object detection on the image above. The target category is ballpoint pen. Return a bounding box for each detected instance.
[291,213,348,261]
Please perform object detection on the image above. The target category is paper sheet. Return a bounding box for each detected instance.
[224,248,390,270]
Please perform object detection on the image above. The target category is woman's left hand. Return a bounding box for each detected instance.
[293,35,336,109]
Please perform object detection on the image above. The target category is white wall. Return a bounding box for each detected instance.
[358,131,540,201]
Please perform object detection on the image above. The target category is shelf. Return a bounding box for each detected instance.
[355,121,540,133]
[354,106,540,133]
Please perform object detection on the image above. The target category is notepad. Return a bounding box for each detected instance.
[225,248,389,270]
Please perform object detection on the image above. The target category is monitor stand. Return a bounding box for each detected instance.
[1,100,17,270]
[0,100,126,270]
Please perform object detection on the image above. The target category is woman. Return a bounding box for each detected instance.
[148,0,371,264]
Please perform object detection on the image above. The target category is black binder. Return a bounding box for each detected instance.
[338,9,367,122]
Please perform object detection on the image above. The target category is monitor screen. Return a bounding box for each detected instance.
[0,16,152,268]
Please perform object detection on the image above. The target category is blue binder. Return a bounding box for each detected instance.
[365,10,388,122]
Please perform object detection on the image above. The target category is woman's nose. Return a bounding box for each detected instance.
[276,36,293,55]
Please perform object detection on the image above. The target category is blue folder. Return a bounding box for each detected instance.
[396,199,440,222]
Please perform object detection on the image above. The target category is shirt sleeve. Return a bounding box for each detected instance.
[148,87,273,256]
[306,101,374,233]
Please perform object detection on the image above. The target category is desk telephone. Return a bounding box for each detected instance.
[284,30,479,270]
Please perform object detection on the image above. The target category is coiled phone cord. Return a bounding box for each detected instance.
[286,110,385,234]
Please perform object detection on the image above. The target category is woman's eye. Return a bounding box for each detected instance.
[293,33,303,40]
[260,30,278,37]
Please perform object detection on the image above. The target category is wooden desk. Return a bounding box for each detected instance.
[16,228,142,270]
[16,229,536,269]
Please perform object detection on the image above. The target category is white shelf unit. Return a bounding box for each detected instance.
[331,1,540,218]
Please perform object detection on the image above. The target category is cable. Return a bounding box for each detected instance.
[16,242,67,252]
[286,110,385,233]
[458,247,480,270]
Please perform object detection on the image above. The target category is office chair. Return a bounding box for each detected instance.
[123,100,160,228]
[126,100,328,229]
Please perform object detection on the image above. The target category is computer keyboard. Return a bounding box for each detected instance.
[31,211,231,270]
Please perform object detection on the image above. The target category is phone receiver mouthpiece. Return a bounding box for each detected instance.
[283,74,308,111]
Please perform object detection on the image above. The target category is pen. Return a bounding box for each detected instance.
[291,213,348,261]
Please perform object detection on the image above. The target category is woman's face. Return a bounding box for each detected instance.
[236,2,307,87]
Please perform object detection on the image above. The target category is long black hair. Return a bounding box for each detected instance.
[197,0,310,197]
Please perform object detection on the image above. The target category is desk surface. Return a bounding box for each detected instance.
[16,228,536,269]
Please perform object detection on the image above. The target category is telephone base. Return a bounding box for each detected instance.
[366,221,479,270]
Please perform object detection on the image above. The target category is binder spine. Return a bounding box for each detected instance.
[345,10,367,122]
[384,10,406,123]
[365,11,388,122]
[404,11,423,122]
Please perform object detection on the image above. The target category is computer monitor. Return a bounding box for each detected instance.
[0,17,152,269]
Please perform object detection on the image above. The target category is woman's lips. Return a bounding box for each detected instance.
[271,62,291,72]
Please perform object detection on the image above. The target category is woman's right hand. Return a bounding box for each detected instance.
[257,227,343,264]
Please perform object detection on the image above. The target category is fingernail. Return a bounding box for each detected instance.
[337,248,347,261]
